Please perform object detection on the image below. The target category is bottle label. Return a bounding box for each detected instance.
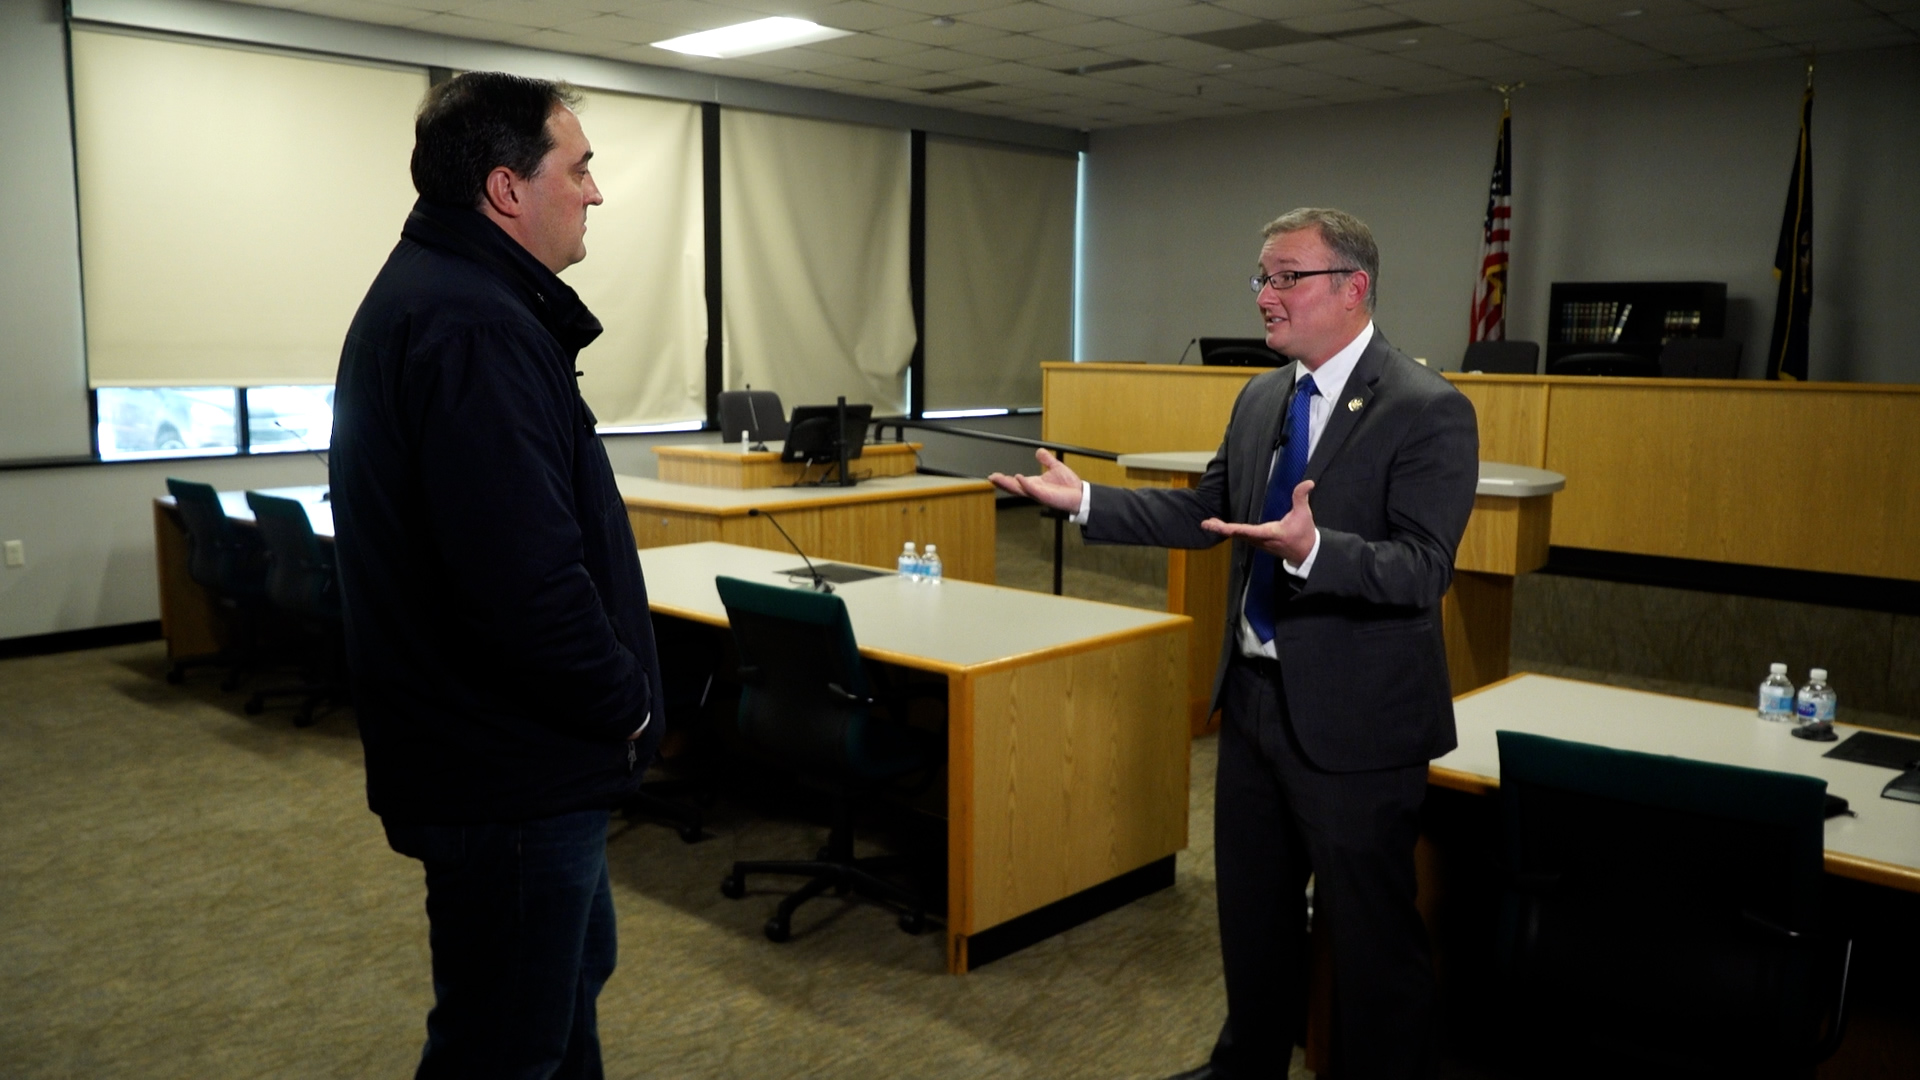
[1760,687,1792,718]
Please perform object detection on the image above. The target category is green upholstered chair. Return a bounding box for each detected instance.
[713,576,938,943]
[242,492,346,727]
[1496,730,1851,1078]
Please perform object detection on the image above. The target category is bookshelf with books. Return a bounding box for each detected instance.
[1545,282,1727,367]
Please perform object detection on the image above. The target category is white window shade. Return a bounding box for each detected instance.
[721,110,915,415]
[562,90,706,429]
[71,30,425,388]
[924,138,1077,412]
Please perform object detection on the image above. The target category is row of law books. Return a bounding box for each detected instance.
[1558,301,1631,344]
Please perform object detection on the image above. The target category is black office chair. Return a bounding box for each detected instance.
[1461,340,1540,374]
[717,389,788,448]
[164,478,269,688]
[1548,351,1662,377]
[242,492,348,727]
[713,575,940,943]
[1495,731,1851,1078]
[1660,338,1742,379]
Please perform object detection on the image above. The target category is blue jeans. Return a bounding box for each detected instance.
[384,809,617,1080]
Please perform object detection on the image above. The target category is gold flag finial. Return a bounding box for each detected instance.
[1491,82,1525,111]
[1805,53,1815,90]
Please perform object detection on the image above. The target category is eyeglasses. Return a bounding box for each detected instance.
[1250,268,1358,294]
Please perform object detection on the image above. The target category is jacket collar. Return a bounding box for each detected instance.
[1303,328,1391,483]
[401,198,603,354]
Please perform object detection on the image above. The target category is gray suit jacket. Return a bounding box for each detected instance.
[1085,330,1479,772]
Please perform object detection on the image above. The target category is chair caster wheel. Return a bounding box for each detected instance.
[720,873,745,899]
[244,696,265,716]
[764,917,791,943]
[166,666,186,685]
[898,912,927,935]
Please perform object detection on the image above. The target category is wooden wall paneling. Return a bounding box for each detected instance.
[1042,363,1253,489]
[626,507,722,550]
[153,502,224,660]
[1446,375,1550,467]
[655,443,921,489]
[1454,495,1552,577]
[1543,382,1920,580]
[963,627,1189,932]
[1441,572,1515,696]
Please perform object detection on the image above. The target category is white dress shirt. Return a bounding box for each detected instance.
[1071,322,1374,660]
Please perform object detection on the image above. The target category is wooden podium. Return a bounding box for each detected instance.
[1117,453,1563,734]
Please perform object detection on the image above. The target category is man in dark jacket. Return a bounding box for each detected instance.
[331,72,662,1080]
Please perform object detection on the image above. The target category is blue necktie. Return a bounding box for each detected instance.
[1244,375,1317,645]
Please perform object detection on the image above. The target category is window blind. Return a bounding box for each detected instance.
[923,138,1077,412]
[720,109,915,416]
[563,90,706,429]
[70,30,424,388]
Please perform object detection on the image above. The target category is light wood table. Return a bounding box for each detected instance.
[153,485,331,662]
[654,440,921,489]
[1436,672,1920,892]
[619,472,997,584]
[1114,454,1563,734]
[641,541,1192,972]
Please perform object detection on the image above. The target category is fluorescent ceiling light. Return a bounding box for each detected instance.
[652,17,851,59]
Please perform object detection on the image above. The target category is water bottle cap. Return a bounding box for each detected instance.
[1810,667,1827,681]
[1770,662,1787,674]
[902,542,915,552]
[925,544,937,553]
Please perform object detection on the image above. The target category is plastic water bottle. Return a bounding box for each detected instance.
[1795,668,1837,734]
[922,544,942,584]
[1757,662,1795,722]
[897,542,920,579]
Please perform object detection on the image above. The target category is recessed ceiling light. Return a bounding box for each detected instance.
[931,16,956,27]
[1215,61,1235,70]
[1619,8,1643,15]
[1398,37,1420,45]
[652,17,852,59]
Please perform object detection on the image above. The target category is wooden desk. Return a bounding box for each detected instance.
[1115,454,1563,734]
[153,485,330,662]
[1044,363,1920,581]
[1436,673,1920,892]
[619,473,997,584]
[654,441,920,488]
[640,541,1192,972]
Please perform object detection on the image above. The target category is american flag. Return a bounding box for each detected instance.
[1469,107,1512,343]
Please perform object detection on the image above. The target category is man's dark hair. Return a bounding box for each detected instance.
[411,72,582,209]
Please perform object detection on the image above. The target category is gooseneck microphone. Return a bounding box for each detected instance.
[747,507,831,593]
[1177,337,1199,365]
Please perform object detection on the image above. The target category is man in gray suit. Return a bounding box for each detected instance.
[991,208,1477,1079]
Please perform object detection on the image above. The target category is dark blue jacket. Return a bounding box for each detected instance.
[331,199,662,824]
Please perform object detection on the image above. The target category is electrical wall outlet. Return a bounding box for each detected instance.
[3,540,23,568]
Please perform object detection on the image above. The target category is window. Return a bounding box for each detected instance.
[95,387,239,461]
[245,386,334,454]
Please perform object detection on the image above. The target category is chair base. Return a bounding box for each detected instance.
[720,814,930,942]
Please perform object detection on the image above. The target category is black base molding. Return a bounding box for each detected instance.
[962,854,1177,971]
[0,621,163,660]
[1540,547,1920,616]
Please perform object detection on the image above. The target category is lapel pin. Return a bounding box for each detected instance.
[1347,397,1364,412]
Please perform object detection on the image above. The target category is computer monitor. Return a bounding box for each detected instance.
[780,400,872,477]
[1199,337,1285,367]
[717,389,788,446]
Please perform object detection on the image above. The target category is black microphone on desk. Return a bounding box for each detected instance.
[743,383,770,452]
[1177,337,1199,365]
[274,420,333,501]
[747,508,831,593]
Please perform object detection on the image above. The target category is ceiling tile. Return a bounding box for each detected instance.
[809,1,939,31]
[1048,0,1195,15]
[1211,0,1372,18]
[964,2,1098,31]
[1448,11,1584,37]
[1164,50,1287,72]
[1102,34,1240,61]
[1384,0,1533,21]
[884,45,998,69]
[404,12,532,40]
[1245,39,1370,61]
[804,31,930,58]
[1768,14,1918,46]
[451,1,605,29]
[949,58,1070,81]
[1118,4,1261,34]
[1503,26,1634,56]
[1546,0,1712,24]
[1654,24,1781,53]
[1342,25,1474,49]
[811,56,930,80]
[562,13,702,43]
[287,0,437,27]
[1031,19,1169,45]
[1723,0,1875,28]
[1408,39,1530,69]
[1283,8,1432,34]
[877,19,1013,43]
[883,0,1028,13]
